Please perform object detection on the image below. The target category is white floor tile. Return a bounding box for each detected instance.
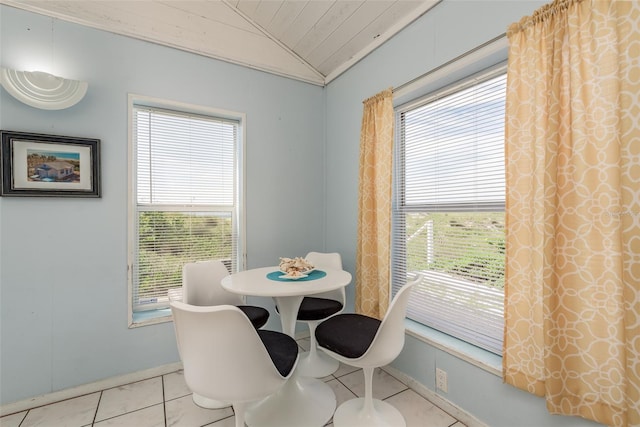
[386,389,457,427]
[95,377,163,422]
[326,379,356,407]
[162,370,191,401]
[337,367,408,400]
[0,411,27,427]
[165,394,233,427]
[208,415,238,427]
[297,337,311,351]
[325,378,357,426]
[331,362,360,378]
[93,403,165,427]
[8,338,465,427]
[20,393,100,427]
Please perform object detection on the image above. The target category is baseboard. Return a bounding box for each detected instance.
[0,362,183,417]
[2,331,310,416]
[383,365,488,427]
[3,353,486,426]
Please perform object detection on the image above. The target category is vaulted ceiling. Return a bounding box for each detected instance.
[1,0,440,86]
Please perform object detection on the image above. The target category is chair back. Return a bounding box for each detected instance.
[182,260,243,306]
[305,251,346,303]
[357,275,421,367]
[170,301,289,403]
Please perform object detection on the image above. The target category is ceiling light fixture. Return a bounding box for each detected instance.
[0,67,88,110]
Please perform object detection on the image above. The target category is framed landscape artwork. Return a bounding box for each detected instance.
[0,130,101,197]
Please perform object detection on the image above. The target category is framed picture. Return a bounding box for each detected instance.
[1,130,101,197]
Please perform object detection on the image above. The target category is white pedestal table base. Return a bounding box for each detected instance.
[297,349,340,378]
[245,373,336,427]
[192,393,230,409]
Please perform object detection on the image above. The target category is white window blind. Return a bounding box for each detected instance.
[131,105,241,314]
[392,69,506,354]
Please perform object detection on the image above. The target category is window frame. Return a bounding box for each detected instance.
[392,58,508,354]
[127,94,246,327]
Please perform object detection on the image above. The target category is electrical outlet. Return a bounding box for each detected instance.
[436,368,448,393]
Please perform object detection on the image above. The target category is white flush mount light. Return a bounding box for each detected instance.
[0,67,88,110]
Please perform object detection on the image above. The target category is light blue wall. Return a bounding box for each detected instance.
[0,5,324,405]
[324,1,602,426]
[0,2,609,425]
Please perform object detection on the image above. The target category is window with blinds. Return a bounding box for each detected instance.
[129,102,243,320]
[392,67,506,354]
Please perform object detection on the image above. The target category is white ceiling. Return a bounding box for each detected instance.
[1,0,439,86]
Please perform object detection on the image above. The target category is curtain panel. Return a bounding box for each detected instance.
[503,1,640,426]
[355,88,394,319]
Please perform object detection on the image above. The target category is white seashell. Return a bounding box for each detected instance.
[279,256,314,273]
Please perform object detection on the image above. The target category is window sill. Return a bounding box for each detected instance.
[405,319,502,377]
[130,308,172,328]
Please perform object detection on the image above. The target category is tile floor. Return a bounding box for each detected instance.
[0,338,465,427]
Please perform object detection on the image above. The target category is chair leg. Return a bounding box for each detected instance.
[362,367,375,415]
[297,322,340,378]
[308,322,320,360]
[332,367,406,427]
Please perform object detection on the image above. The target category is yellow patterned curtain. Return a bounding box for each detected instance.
[503,1,640,426]
[355,88,394,319]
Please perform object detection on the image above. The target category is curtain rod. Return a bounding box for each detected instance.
[393,33,507,95]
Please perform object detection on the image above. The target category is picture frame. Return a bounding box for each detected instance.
[1,130,101,197]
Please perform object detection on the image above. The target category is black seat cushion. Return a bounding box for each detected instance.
[275,297,343,321]
[238,305,269,329]
[315,313,381,359]
[257,330,299,377]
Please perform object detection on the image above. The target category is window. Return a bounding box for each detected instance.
[128,96,244,326]
[392,66,506,354]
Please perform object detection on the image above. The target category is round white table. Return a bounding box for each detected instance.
[221,266,352,427]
